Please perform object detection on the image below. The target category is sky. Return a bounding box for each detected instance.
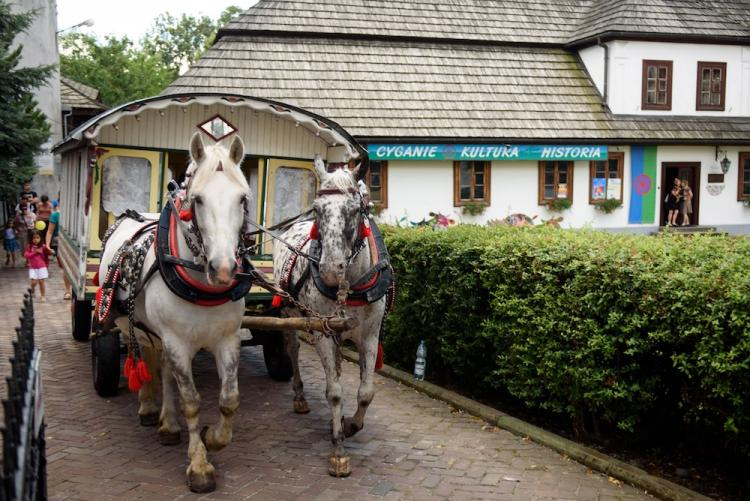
[56,0,258,43]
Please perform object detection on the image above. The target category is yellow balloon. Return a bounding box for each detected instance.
[35,220,46,231]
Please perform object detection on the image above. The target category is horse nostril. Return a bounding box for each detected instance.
[207,261,217,273]
[336,262,345,271]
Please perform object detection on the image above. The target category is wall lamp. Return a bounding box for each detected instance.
[716,146,731,174]
[57,18,94,34]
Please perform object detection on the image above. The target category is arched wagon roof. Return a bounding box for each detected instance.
[53,92,366,161]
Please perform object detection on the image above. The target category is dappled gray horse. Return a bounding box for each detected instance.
[273,154,392,477]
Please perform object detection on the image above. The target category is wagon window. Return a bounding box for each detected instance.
[102,156,152,216]
[272,166,316,225]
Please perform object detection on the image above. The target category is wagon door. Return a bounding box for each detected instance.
[261,159,317,254]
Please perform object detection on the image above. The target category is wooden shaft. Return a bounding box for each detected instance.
[241,315,357,332]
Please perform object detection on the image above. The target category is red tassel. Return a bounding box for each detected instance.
[95,287,103,312]
[375,343,384,370]
[359,222,371,239]
[310,223,319,240]
[93,271,100,286]
[136,359,152,383]
[179,209,193,221]
[127,371,143,392]
[123,354,135,378]
[271,295,283,308]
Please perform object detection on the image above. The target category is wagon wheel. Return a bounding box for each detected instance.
[262,331,293,381]
[71,295,92,342]
[92,329,121,397]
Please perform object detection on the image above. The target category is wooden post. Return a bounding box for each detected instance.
[241,316,357,332]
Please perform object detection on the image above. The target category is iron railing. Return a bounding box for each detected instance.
[1,291,46,501]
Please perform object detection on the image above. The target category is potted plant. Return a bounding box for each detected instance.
[547,198,572,212]
[461,202,486,216]
[595,198,623,214]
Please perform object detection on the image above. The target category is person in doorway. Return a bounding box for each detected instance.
[666,185,681,226]
[46,199,72,300]
[680,179,693,226]
[24,230,52,302]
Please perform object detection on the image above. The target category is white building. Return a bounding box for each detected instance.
[161,0,750,232]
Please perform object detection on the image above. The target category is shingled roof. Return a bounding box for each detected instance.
[165,35,750,143]
[222,0,750,47]
[60,76,106,110]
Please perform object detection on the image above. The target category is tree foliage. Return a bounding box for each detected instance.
[59,6,242,107]
[0,0,54,201]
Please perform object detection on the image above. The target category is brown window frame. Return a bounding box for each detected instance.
[696,61,727,111]
[453,161,491,206]
[538,161,574,204]
[589,152,624,204]
[642,60,673,110]
[738,152,750,201]
[365,160,388,209]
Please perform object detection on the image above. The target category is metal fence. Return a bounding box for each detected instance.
[1,291,46,501]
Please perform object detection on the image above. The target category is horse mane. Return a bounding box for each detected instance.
[322,168,358,194]
[189,143,249,192]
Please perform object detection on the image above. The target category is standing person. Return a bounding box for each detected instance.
[13,201,32,258]
[36,195,53,241]
[24,230,52,302]
[666,185,681,226]
[46,199,72,300]
[18,182,38,213]
[3,219,20,267]
[680,179,694,226]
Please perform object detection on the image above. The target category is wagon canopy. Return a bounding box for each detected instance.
[52,93,366,163]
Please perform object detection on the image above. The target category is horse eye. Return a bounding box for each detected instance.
[193,196,203,205]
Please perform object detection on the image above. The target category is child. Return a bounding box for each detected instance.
[3,220,19,266]
[666,186,681,226]
[24,231,52,302]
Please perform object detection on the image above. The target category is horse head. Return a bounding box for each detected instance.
[186,132,251,286]
[312,154,366,288]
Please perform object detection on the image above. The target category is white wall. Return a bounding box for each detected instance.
[580,41,749,116]
[378,145,750,230]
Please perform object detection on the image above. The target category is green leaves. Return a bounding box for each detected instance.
[383,225,750,454]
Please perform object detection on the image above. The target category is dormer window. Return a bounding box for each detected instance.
[696,62,726,111]
[642,60,673,110]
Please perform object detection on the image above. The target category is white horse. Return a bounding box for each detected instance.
[98,132,250,492]
[273,155,390,477]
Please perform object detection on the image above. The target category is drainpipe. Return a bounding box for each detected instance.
[597,37,609,106]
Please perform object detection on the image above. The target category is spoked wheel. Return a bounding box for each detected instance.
[92,329,121,397]
[71,296,92,342]
[262,331,293,381]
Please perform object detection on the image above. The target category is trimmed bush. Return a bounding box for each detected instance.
[382,225,750,454]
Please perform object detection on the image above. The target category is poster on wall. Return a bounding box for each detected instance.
[557,183,568,198]
[607,178,622,200]
[592,178,606,200]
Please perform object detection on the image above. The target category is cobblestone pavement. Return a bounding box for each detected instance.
[0,265,655,500]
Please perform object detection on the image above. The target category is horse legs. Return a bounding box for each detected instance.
[158,353,182,446]
[343,328,379,438]
[165,341,216,493]
[314,335,350,477]
[286,331,309,414]
[201,334,240,452]
[138,344,161,427]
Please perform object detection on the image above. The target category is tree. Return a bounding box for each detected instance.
[59,33,174,107]
[0,0,55,201]
[142,6,242,75]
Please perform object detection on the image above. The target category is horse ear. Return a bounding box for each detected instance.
[313,154,327,180]
[228,135,244,165]
[350,162,361,179]
[190,132,206,163]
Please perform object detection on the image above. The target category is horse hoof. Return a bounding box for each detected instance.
[158,430,181,446]
[342,417,362,438]
[139,413,159,427]
[328,455,351,477]
[293,399,310,414]
[187,467,216,493]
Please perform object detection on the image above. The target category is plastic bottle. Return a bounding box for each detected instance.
[414,340,426,380]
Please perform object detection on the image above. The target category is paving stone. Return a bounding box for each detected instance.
[0,267,655,500]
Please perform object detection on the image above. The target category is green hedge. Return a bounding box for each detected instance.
[382,225,750,453]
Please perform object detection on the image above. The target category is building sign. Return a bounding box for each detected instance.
[368,144,608,161]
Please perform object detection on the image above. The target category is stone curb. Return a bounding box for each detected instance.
[340,347,713,501]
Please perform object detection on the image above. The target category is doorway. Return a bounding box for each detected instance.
[660,162,700,226]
